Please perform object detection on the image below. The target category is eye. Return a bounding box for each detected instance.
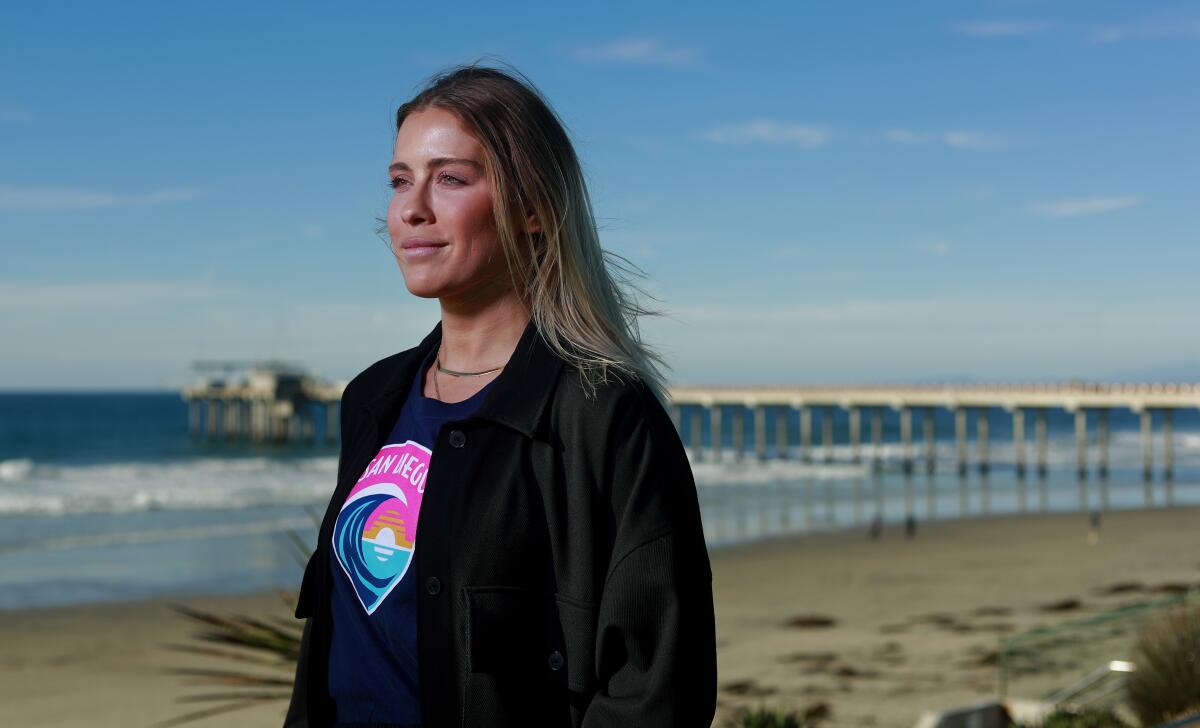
[439,172,466,185]
[388,176,409,190]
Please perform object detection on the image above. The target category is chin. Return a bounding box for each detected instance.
[397,266,444,299]
[402,279,445,299]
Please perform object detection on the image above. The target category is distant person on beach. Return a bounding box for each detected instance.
[285,63,716,728]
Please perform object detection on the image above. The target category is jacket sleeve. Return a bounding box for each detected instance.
[580,384,717,727]
[283,617,312,727]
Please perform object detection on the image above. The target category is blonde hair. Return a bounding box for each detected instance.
[395,62,670,403]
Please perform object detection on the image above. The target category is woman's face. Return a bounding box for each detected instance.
[386,107,508,301]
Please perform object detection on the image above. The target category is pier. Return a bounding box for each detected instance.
[183,370,1198,486]
[666,381,1200,482]
[182,361,344,444]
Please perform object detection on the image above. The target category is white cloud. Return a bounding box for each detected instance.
[882,129,934,145]
[1090,21,1200,43]
[1031,196,1143,218]
[770,246,811,261]
[943,131,1018,150]
[0,104,33,124]
[913,240,953,255]
[883,128,1019,150]
[0,279,439,388]
[569,37,699,67]
[949,20,1053,37]
[696,120,833,148]
[646,296,1200,384]
[0,280,235,313]
[0,185,205,212]
[950,17,1200,44]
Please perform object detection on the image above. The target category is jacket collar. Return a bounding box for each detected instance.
[362,317,565,439]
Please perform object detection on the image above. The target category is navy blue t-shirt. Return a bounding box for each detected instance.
[327,348,495,727]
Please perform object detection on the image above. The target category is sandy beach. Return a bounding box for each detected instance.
[2,506,1197,728]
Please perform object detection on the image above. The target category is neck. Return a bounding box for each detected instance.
[437,281,530,371]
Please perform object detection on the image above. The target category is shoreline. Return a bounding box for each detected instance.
[1,506,1198,727]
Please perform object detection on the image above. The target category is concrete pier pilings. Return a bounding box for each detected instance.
[848,406,862,464]
[870,407,883,471]
[775,407,789,459]
[800,406,813,463]
[732,406,745,461]
[1140,409,1153,485]
[922,407,936,475]
[754,404,767,462]
[1074,408,1088,480]
[1035,409,1049,477]
[1012,407,1026,478]
[821,407,834,464]
[1097,408,1110,478]
[1164,408,1175,482]
[655,383,1198,481]
[954,407,968,477]
[976,407,990,475]
[709,405,723,461]
[898,406,913,474]
[188,400,201,435]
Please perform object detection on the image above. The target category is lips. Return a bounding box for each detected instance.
[400,237,447,250]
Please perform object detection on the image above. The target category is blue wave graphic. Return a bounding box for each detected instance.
[333,492,410,613]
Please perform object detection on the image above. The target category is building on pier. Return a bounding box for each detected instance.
[182,360,345,444]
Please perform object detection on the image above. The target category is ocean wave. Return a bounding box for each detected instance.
[1,426,1196,514]
[0,455,338,516]
[0,458,34,482]
[0,516,319,556]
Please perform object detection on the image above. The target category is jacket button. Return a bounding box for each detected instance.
[448,430,466,448]
[547,650,564,671]
[425,576,441,595]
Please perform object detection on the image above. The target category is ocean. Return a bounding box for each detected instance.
[1,392,1197,610]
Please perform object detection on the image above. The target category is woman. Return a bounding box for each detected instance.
[286,63,716,728]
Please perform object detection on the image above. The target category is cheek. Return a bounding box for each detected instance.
[385,195,403,237]
[454,190,497,238]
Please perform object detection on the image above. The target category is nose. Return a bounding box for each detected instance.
[399,178,435,227]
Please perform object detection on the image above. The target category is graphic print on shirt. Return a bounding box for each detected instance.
[332,441,430,615]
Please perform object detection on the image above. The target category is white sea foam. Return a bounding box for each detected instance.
[0,516,319,555]
[1,427,1196,515]
[0,455,337,516]
[0,458,34,482]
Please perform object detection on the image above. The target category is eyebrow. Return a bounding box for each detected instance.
[389,157,484,173]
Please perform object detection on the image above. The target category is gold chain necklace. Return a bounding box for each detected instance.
[432,348,504,401]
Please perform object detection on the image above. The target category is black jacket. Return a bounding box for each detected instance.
[286,319,716,727]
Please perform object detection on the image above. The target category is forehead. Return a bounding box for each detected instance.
[393,107,483,160]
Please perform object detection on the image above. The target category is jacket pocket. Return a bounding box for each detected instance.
[464,585,598,694]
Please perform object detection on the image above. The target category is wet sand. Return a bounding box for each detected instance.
[2,506,1197,727]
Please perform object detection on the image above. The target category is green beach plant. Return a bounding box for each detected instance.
[157,515,315,727]
[155,597,302,727]
[1015,707,1130,727]
[724,706,811,728]
[1125,603,1200,727]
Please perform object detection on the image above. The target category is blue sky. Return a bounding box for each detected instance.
[2,0,1198,389]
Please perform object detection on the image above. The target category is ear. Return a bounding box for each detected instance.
[524,212,541,235]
